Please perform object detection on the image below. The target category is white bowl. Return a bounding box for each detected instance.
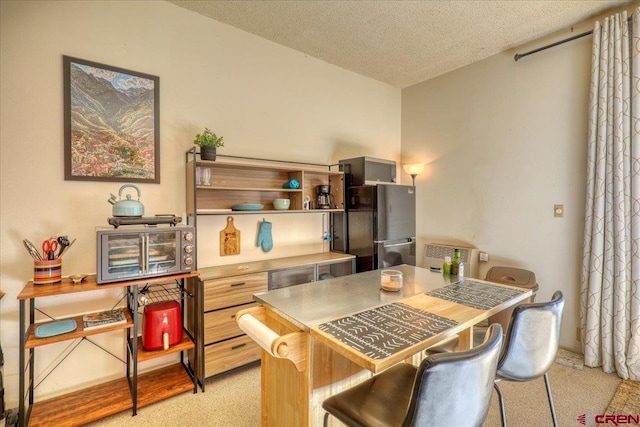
[69,274,88,284]
[273,198,291,210]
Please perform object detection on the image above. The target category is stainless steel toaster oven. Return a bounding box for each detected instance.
[96,226,195,284]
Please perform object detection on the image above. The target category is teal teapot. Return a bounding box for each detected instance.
[108,184,145,217]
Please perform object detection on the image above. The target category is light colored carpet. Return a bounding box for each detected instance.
[88,364,262,427]
[484,362,619,426]
[90,357,620,427]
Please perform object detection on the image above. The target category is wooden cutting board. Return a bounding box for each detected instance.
[220,216,241,256]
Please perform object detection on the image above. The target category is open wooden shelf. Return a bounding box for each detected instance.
[137,331,195,362]
[17,272,199,300]
[27,363,193,427]
[198,185,304,192]
[25,309,133,349]
[196,208,343,215]
[186,151,344,215]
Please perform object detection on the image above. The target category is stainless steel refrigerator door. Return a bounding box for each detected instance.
[376,238,416,269]
[347,186,376,272]
[330,211,347,253]
[376,184,416,241]
[348,208,375,272]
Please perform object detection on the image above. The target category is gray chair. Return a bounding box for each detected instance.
[322,323,503,427]
[493,290,565,427]
[427,267,539,355]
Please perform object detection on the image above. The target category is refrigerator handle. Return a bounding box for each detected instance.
[374,237,415,246]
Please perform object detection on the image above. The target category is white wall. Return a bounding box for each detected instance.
[402,31,593,351]
[0,0,400,407]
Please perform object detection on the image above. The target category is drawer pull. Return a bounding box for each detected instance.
[231,343,247,350]
[230,282,246,287]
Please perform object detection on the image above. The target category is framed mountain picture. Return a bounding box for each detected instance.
[63,56,160,183]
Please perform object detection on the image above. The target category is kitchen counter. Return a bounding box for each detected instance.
[194,251,356,378]
[239,265,532,426]
[254,264,446,330]
[197,251,355,280]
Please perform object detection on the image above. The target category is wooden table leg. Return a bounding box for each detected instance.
[456,326,473,350]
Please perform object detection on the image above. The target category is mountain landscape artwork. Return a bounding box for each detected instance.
[64,57,159,182]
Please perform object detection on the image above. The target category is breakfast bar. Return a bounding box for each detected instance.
[236,265,533,426]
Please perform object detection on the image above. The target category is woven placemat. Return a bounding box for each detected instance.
[424,279,524,310]
[317,302,457,360]
[605,379,640,415]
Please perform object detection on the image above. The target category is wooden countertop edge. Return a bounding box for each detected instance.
[198,252,355,280]
[17,271,200,300]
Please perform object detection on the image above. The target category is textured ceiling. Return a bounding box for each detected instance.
[168,0,632,88]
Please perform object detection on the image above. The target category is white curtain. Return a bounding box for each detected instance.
[581,8,640,379]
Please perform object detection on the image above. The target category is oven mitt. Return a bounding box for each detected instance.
[257,219,273,252]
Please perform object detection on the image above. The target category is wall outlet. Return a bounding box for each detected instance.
[479,252,489,262]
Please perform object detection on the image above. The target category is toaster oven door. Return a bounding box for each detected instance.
[99,230,182,283]
[146,231,181,275]
[100,233,144,283]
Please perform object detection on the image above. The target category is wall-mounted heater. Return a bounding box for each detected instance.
[424,243,479,278]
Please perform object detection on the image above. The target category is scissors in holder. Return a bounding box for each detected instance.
[42,239,59,260]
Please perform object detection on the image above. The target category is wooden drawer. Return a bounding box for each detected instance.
[204,302,259,344]
[205,335,261,377]
[203,272,268,311]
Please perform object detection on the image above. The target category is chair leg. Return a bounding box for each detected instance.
[324,411,330,427]
[543,372,558,427]
[494,382,507,427]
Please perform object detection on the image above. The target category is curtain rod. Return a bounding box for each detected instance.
[514,30,592,61]
[514,16,633,62]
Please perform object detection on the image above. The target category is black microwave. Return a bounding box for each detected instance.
[96,226,195,284]
[339,156,397,186]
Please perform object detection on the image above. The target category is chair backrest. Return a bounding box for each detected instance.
[496,290,565,381]
[403,323,503,427]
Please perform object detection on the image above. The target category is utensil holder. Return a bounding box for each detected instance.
[34,258,62,284]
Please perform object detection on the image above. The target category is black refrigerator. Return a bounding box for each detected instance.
[345,184,416,272]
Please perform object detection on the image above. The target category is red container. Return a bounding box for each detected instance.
[142,300,182,351]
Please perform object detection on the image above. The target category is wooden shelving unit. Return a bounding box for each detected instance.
[26,364,191,427]
[182,150,353,379]
[17,273,201,426]
[196,252,355,378]
[185,149,344,217]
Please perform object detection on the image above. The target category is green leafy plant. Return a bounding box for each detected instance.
[193,128,224,148]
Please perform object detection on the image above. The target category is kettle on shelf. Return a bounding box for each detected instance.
[108,184,145,217]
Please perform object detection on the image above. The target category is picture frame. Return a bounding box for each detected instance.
[63,56,160,183]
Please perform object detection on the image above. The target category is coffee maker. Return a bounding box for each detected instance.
[316,185,332,209]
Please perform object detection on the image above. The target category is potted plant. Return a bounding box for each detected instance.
[193,128,224,161]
